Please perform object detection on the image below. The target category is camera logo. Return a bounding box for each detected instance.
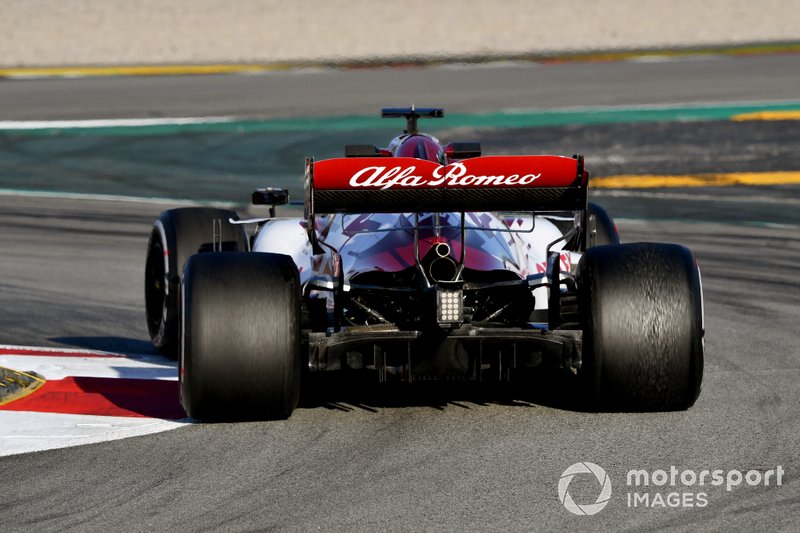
[558,462,612,515]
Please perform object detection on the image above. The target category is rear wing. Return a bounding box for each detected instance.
[305,155,588,216]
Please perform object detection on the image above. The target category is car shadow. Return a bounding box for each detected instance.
[50,336,161,357]
[42,337,593,418]
[66,375,185,420]
[45,336,186,420]
[300,368,591,414]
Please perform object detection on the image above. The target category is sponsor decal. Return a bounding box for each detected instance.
[535,252,572,274]
[349,161,542,190]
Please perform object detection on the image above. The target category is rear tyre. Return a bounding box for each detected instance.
[578,243,703,411]
[145,208,247,359]
[587,202,620,246]
[181,252,302,421]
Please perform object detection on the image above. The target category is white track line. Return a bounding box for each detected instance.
[0,412,188,457]
[0,188,239,208]
[0,344,122,356]
[0,117,237,130]
[0,355,177,381]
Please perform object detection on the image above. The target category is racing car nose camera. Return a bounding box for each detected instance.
[437,288,464,326]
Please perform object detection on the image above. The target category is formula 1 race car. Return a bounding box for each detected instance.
[144,107,704,421]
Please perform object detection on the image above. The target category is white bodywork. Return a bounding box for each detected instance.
[252,214,582,311]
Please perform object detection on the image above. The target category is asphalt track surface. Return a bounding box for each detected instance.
[2,55,800,530]
[2,53,800,120]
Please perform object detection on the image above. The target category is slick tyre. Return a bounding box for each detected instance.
[180,252,302,421]
[578,243,704,411]
[587,203,620,247]
[145,208,247,359]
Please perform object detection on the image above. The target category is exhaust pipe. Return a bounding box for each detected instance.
[429,243,458,282]
[434,242,450,258]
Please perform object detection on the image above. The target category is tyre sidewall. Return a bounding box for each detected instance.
[144,208,246,358]
[181,252,302,421]
[579,243,703,411]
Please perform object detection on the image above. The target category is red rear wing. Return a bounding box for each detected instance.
[305,155,588,215]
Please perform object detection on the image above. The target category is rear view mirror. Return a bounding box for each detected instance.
[445,142,481,160]
[252,188,289,206]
